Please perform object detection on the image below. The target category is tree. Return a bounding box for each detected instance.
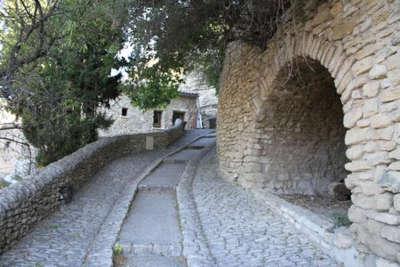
[1,0,130,165]
[124,0,292,97]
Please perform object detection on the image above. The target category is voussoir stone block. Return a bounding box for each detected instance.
[369,64,388,80]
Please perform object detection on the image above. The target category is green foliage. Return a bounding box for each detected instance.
[126,1,292,94]
[124,65,180,110]
[0,179,10,189]
[1,0,129,165]
[113,243,124,256]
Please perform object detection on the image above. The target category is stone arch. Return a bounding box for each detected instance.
[252,55,348,196]
[217,0,400,263]
[246,32,355,193]
[225,32,357,191]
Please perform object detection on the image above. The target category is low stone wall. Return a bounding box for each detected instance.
[0,124,184,253]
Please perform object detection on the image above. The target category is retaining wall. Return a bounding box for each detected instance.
[0,124,184,253]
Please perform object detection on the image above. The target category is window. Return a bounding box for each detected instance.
[121,107,128,116]
[172,111,185,125]
[153,110,162,128]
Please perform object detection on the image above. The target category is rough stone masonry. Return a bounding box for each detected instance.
[217,0,400,266]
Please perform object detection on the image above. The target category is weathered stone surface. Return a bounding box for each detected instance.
[352,56,374,75]
[334,227,353,249]
[376,257,400,267]
[379,171,400,193]
[344,108,363,128]
[389,162,400,171]
[345,160,371,171]
[370,212,400,225]
[369,64,388,80]
[345,127,370,145]
[371,114,392,128]
[381,225,400,243]
[388,69,400,86]
[389,148,400,159]
[395,194,400,211]
[386,54,400,71]
[363,81,380,97]
[348,206,367,223]
[346,145,364,160]
[363,99,379,117]
[380,89,400,103]
[332,18,358,40]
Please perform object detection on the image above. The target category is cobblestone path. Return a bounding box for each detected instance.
[193,145,337,267]
[0,130,210,267]
[0,130,337,267]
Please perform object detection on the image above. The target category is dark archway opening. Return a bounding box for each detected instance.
[260,57,350,219]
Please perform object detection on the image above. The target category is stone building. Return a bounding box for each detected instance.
[100,71,218,137]
[99,92,199,137]
[217,0,400,266]
[178,71,218,129]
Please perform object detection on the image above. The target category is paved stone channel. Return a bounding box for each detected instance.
[116,135,211,267]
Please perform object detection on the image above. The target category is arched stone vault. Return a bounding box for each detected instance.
[254,57,347,195]
[218,0,400,265]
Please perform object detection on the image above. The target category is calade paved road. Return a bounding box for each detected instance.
[0,130,336,267]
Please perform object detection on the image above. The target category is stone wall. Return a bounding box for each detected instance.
[99,94,198,137]
[178,71,218,128]
[218,0,400,265]
[0,123,184,253]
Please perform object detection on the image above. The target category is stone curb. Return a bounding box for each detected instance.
[251,189,362,266]
[176,140,217,267]
[82,131,213,267]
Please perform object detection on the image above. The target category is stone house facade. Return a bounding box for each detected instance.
[217,0,400,266]
[178,72,218,129]
[99,92,199,137]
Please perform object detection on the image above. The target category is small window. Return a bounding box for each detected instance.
[153,110,162,128]
[121,107,128,116]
